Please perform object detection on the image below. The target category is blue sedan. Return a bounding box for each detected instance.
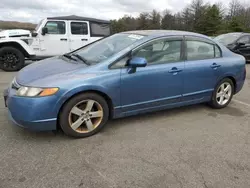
[4,30,246,138]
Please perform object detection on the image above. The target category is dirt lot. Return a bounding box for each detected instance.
[0,65,250,188]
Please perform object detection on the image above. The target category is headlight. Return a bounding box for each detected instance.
[16,87,59,97]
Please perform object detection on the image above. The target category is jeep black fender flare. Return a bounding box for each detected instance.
[0,39,35,58]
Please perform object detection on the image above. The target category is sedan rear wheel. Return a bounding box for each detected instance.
[60,93,109,138]
[210,78,234,109]
[216,82,232,106]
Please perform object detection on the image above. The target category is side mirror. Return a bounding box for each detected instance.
[41,27,48,35]
[127,57,147,73]
[128,57,147,68]
[236,42,248,49]
[237,42,245,46]
[31,32,38,37]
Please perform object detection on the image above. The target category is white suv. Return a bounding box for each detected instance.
[0,15,111,71]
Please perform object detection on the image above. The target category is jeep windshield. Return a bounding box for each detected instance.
[35,19,44,31]
[73,33,145,65]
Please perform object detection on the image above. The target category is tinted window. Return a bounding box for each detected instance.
[45,21,65,34]
[133,39,182,65]
[187,41,217,60]
[71,22,88,35]
[90,23,110,37]
[238,36,250,44]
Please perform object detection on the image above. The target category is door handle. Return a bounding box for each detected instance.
[60,38,68,41]
[210,63,221,69]
[168,67,182,74]
[81,39,88,41]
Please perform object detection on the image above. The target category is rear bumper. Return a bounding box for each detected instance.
[235,80,245,94]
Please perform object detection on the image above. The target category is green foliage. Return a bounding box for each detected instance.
[137,13,150,30]
[200,4,223,35]
[149,10,161,29]
[228,17,245,32]
[110,0,250,35]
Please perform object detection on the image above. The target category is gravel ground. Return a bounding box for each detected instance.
[0,64,250,188]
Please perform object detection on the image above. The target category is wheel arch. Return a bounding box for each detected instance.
[0,41,34,58]
[217,75,237,94]
[56,89,114,126]
[226,76,236,93]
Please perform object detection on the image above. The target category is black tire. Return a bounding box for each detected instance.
[209,78,234,109]
[59,93,109,138]
[0,47,25,72]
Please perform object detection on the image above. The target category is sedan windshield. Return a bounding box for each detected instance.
[214,33,242,45]
[73,33,145,65]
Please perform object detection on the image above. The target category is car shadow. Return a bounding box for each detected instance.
[10,102,245,141]
[10,104,206,141]
[104,104,207,132]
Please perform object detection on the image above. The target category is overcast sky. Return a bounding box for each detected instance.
[0,0,248,23]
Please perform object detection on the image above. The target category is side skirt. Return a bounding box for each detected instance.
[112,96,211,119]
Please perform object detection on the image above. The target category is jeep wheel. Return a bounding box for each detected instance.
[0,47,25,72]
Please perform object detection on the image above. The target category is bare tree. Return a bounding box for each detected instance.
[229,0,243,17]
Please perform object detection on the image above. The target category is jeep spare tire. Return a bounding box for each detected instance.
[0,47,25,72]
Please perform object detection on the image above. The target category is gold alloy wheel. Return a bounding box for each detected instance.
[68,99,104,133]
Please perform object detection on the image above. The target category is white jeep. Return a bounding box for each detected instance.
[0,15,111,71]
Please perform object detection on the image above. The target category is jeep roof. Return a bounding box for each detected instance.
[47,15,110,24]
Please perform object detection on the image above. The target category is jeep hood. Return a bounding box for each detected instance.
[0,29,31,38]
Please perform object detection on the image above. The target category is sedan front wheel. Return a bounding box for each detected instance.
[59,93,109,138]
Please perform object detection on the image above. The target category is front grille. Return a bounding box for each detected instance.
[11,78,21,90]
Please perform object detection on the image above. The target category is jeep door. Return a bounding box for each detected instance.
[39,20,70,56]
[69,21,90,51]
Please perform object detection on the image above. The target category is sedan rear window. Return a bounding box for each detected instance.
[187,40,221,61]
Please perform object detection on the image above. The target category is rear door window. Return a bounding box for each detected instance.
[186,39,221,61]
[71,22,88,35]
[90,23,110,37]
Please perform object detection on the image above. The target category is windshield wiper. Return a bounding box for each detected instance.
[71,54,90,65]
[63,54,78,61]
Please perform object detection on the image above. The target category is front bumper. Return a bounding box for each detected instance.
[7,109,57,131]
[4,88,57,131]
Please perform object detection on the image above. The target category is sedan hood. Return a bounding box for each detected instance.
[16,56,86,85]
